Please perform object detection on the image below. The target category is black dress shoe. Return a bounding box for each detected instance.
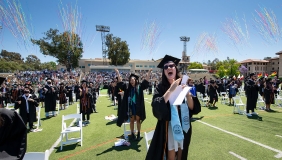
[136,132,141,141]
[131,132,136,140]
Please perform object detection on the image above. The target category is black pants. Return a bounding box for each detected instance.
[82,112,90,121]
[26,113,34,129]
[181,125,192,160]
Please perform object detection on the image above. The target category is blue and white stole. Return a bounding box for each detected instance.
[170,99,190,142]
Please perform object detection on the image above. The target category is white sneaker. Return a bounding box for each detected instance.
[252,112,258,115]
[246,113,252,117]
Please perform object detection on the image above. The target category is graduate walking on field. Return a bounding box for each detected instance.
[43,78,57,118]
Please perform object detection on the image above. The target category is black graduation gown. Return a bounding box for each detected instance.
[15,94,39,124]
[43,85,57,112]
[88,87,96,112]
[115,82,127,117]
[65,86,73,103]
[79,88,93,114]
[58,88,67,104]
[146,82,193,160]
[0,108,27,160]
[116,80,149,127]
[74,85,80,100]
[245,79,259,110]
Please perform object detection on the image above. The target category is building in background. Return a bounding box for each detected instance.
[239,50,281,78]
[57,58,162,73]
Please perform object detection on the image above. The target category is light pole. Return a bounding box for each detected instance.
[180,36,190,73]
[96,25,110,65]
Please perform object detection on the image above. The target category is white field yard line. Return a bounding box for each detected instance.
[229,151,247,160]
[275,135,282,138]
[49,118,77,155]
[197,120,282,159]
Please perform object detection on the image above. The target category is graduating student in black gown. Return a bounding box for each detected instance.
[79,80,93,124]
[15,86,39,131]
[116,69,151,140]
[88,82,97,113]
[245,73,259,117]
[146,55,194,160]
[43,78,57,118]
[65,83,73,105]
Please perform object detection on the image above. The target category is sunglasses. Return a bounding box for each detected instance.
[163,64,175,70]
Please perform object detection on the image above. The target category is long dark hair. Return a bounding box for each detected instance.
[161,65,181,92]
[128,77,139,92]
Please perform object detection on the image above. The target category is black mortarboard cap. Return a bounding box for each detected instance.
[59,82,64,85]
[157,55,181,69]
[129,74,139,80]
[210,80,215,84]
[249,73,255,77]
[46,78,53,81]
[0,77,5,85]
[81,80,87,84]
[266,78,272,83]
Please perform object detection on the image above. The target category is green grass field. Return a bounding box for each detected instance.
[27,89,282,160]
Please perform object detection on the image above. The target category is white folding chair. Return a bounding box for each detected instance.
[275,95,282,107]
[232,96,245,115]
[24,150,49,160]
[201,94,209,107]
[220,92,228,105]
[6,103,18,113]
[6,103,15,109]
[60,114,83,150]
[238,88,245,96]
[123,121,137,140]
[144,130,155,151]
[257,94,265,110]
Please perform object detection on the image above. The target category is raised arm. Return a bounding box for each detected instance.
[114,68,122,82]
[145,68,152,82]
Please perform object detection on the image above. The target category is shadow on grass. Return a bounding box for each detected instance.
[208,106,218,110]
[41,117,52,121]
[247,115,263,121]
[54,143,79,153]
[107,105,113,107]
[191,116,204,122]
[96,138,142,156]
[265,109,279,113]
[106,120,117,125]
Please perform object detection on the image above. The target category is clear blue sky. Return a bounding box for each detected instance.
[0,0,281,64]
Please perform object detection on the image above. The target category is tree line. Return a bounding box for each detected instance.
[0,50,56,72]
[188,57,241,78]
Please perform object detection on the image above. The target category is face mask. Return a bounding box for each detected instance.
[47,82,51,85]
[24,91,30,94]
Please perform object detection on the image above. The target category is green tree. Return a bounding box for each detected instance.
[105,34,130,65]
[188,62,203,69]
[0,50,24,63]
[31,28,83,71]
[40,62,56,70]
[25,55,41,70]
[217,65,227,78]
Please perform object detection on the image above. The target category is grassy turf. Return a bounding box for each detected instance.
[27,90,282,160]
